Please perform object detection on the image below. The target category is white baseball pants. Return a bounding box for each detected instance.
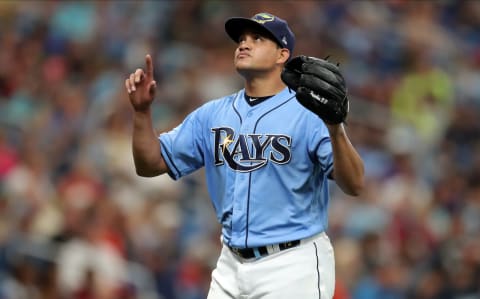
[207,232,335,299]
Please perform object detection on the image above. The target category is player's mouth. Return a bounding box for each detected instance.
[236,53,250,59]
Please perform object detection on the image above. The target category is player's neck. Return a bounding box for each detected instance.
[244,77,286,97]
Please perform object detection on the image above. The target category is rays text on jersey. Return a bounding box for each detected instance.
[212,127,291,172]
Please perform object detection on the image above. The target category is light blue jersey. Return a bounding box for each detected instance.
[159,87,333,248]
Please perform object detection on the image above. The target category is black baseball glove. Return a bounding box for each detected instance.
[281,55,349,124]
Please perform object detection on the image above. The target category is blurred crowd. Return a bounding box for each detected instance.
[0,1,479,299]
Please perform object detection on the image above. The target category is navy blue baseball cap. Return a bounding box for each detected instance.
[225,12,295,55]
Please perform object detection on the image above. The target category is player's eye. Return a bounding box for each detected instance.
[238,33,264,44]
[253,34,263,41]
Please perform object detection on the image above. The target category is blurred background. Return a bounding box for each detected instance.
[0,1,479,298]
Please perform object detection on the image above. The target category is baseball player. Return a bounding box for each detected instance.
[125,12,364,299]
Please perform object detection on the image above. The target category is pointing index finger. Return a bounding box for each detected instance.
[145,54,154,80]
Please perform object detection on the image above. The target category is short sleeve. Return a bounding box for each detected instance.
[159,108,206,180]
[308,118,334,177]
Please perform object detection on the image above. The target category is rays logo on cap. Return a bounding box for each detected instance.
[253,13,275,24]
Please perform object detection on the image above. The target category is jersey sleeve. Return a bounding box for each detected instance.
[308,118,334,177]
[159,108,206,180]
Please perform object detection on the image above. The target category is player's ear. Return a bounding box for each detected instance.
[277,48,290,64]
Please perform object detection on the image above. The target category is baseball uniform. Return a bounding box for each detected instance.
[159,87,336,298]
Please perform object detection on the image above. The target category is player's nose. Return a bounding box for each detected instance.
[238,40,251,51]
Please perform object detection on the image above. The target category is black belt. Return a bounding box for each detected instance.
[228,240,301,259]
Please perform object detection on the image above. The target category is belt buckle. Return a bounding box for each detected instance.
[230,246,250,259]
[230,247,241,256]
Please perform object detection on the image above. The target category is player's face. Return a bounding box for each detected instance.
[234,31,285,75]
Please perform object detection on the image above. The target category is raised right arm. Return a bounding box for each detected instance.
[125,54,169,177]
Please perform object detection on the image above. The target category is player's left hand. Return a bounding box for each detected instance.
[281,55,349,124]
